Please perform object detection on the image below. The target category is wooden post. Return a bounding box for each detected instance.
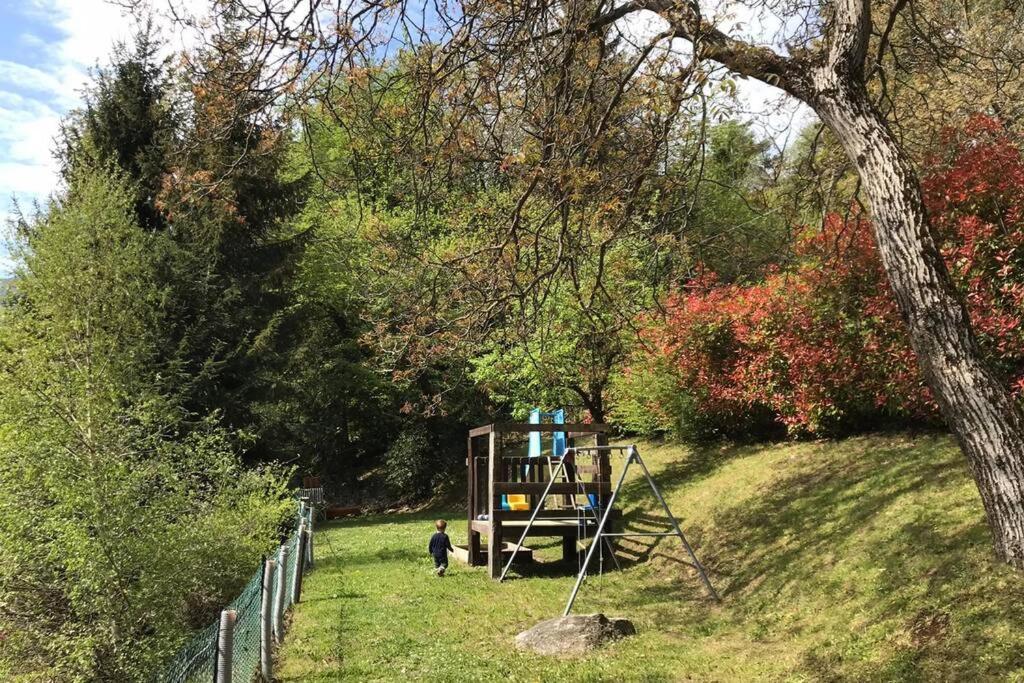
[293,521,307,604]
[595,431,611,514]
[215,609,236,683]
[260,559,274,682]
[562,534,577,564]
[467,435,479,566]
[487,430,502,579]
[273,544,288,642]
[562,447,575,509]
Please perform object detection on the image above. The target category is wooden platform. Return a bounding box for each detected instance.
[469,512,621,537]
[451,542,534,565]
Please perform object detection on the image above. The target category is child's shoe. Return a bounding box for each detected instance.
[436,565,446,577]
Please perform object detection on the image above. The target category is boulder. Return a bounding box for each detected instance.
[514,614,636,656]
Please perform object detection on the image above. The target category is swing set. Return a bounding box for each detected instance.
[461,415,719,614]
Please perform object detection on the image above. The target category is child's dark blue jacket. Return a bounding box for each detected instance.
[428,531,454,561]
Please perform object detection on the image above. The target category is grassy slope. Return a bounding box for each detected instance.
[276,434,1024,682]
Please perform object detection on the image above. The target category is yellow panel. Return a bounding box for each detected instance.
[507,494,529,511]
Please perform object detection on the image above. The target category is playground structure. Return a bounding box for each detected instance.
[462,416,720,613]
[463,420,621,578]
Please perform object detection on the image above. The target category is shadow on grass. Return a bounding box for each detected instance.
[317,547,425,569]
[705,438,965,597]
[289,434,1024,680]
[612,435,1024,679]
[602,437,957,590]
[622,441,756,499]
[299,591,365,604]
[501,560,585,581]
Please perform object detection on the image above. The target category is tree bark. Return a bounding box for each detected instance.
[812,74,1024,566]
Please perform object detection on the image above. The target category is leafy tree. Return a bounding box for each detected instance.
[258,0,1024,567]
[289,114,490,494]
[0,167,289,681]
[471,235,657,422]
[58,20,311,468]
[677,121,790,283]
[256,190,399,482]
[622,118,1024,441]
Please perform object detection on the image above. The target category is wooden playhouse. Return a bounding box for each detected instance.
[459,420,622,578]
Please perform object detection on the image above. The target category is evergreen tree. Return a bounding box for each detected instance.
[156,27,308,462]
[0,167,289,680]
[60,21,175,233]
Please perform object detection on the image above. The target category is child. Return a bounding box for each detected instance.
[428,519,454,576]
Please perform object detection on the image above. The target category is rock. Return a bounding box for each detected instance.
[514,614,636,656]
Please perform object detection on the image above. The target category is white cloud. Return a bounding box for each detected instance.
[0,162,57,197]
[19,32,47,50]
[0,0,139,275]
[0,61,70,101]
[45,0,133,66]
[0,93,61,162]
[0,2,135,210]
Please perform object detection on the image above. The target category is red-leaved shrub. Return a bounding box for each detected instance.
[615,116,1024,438]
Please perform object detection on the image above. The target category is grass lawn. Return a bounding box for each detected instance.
[275,434,1024,682]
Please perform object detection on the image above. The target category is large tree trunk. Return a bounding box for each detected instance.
[813,76,1024,566]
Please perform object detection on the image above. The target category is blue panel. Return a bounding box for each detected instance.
[552,408,566,457]
[528,408,541,458]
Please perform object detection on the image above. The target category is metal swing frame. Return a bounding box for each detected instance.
[498,450,620,582]
[498,444,720,614]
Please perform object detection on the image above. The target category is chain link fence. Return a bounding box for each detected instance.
[153,500,316,683]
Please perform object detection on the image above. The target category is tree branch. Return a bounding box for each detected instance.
[591,0,813,99]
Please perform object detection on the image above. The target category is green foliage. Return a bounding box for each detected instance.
[257,192,399,480]
[0,167,291,681]
[382,422,438,500]
[469,123,788,423]
[608,355,691,436]
[284,68,493,487]
[773,123,858,227]
[470,274,632,422]
[677,121,790,283]
[145,33,312,467]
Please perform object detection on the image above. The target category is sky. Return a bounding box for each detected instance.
[0,0,140,276]
[0,1,812,278]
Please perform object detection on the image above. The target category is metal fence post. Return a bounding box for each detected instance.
[293,521,307,605]
[305,524,314,570]
[215,609,236,683]
[260,558,275,681]
[273,544,288,642]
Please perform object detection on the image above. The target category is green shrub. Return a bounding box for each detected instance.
[383,423,438,500]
